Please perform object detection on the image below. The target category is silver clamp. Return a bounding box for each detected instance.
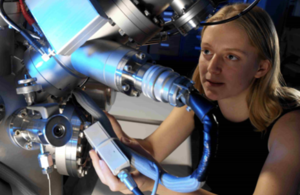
[16,75,42,106]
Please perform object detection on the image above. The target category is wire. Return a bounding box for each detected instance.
[151,163,160,195]
[46,173,51,195]
[19,0,35,26]
[200,0,261,26]
[0,0,20,32]
[0,0,47,57]
[79,77,90,88]
[132,187,143,195]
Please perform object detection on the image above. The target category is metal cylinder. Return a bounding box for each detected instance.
[71,40,137,92]
[9,109,73,149]
[172,0,214,35]
[55,114,90,178]
[171,0,195,15]
[140,0,173,16]
[24,48,87,97]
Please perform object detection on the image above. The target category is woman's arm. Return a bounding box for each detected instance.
[135,105,196,163]
[254,110,300,195]
[156,185,217,195]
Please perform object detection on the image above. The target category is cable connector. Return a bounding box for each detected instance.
[117,169,137,191]
[84,121,130,175]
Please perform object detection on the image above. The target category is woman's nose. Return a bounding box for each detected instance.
[207,55,222,74]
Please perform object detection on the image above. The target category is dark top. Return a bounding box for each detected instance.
[193,105,300,195]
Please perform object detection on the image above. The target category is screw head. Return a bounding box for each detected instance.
[15,130,21,136]
[136,53,146,60]
[78,166,83,174]
[26,142,32,149]
[77,145,82,153]
[124,65,132,72]
[186,106,192,112]
[122,84,130,92]
[79,132,84,138]
[153,17,159,24]
[118,29,126,36]
[132,91,140,97]
[77,158,82,165]
[144,10,150,16]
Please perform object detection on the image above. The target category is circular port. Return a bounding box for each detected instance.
[52,124,66,138]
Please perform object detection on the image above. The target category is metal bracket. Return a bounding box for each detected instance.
[27,103,59,119]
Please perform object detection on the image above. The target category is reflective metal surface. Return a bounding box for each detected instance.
[0,75,63,195]
[55,115,91,178]
[26,0,108,55]
[24,48,87,97]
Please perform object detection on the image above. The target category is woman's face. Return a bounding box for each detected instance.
[199,22,261,101]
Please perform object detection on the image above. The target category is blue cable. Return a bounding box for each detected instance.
[132,187,143,195]
[151,163,160,195]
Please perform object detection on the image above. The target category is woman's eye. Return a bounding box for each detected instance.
[227,54,238,61]
[202,49,212,55]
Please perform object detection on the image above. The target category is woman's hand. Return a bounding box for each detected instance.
[90,112,155,194]
[89,137,155,194]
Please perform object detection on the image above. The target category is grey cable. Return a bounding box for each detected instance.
[47,173,51,195]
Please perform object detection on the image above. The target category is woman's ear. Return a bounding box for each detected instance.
[254,59,271,79]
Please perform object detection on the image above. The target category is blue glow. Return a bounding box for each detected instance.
[196,35,201,40]
[28,0,100,53]
[163,18,172,22]
[161,43,170,47]
[164,12,173,16]
[195,47,201,50]
[116,70,123,77]
[35,61,44,68]
[132,75,142,82]
[68,140,78,145]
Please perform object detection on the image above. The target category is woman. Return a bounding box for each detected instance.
[90,3,300,195]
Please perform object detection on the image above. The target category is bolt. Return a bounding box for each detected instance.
[77,158,82,165]
[128,37,134,42]
[79,132,84,138]
[144,10,150,16]
[124,65,132,72]
[77,145,82,153]
[186,106,192,112]
[15,130,21,136]
[108,18,115,26]
[119,29,126,36]
[136,53,146,60]
[26,142,32,150]
[78,166,83,174]
[132,91,140,97]
[153,17,159,24]
[122,84,130,92]
[85,170,88,175]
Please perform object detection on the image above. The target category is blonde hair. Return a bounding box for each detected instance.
[192,4,300,132]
